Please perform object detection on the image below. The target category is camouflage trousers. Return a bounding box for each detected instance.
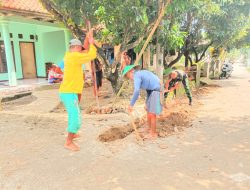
[164,75,192,103]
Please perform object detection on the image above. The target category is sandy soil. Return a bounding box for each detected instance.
[0,63,250,190]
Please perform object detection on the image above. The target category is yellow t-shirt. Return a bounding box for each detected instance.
[59,44,97,94]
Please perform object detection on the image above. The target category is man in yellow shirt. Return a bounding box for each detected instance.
[59,32,97,151]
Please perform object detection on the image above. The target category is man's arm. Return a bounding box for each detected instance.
[74,44,97,64]
[83,35,90,50]
[164,79,171,92]
[78,30,97,63]
[170,82,179,91]
[130,76,141,106]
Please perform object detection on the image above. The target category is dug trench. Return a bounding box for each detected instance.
[98,85,219,142]
[42,84,219,143]
[0,81,219,144]
[98,106,192,142]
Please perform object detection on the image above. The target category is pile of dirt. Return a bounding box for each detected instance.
[157,111,191,137]
[85,105,126,114]
[50,103,126,115]
[98,108,192,142]
[191,85,220,99]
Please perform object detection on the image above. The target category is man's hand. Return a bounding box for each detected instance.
[88,29,94,44]
[127,105,133,113]
[89,37,94,44]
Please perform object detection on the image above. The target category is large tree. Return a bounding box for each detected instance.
[161,0,250,68]
[40,0,169,92]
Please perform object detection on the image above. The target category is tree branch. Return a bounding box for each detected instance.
[120,8,163,52]
[188,55,193,66]
[167,50,184,68]
[192,46,199,62]
[197,41,213,62]
[121,35,145,52]
[39,0,84,38]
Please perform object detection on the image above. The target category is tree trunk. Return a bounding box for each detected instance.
[154,0,164,80]
[106,64,123,93]
[185,52,189,68]
[143,47,151,69]
[105,50,124,93]
[196,63,201,88]
[156,43,164,81]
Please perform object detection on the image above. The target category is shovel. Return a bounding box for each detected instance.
[128,111,144,143]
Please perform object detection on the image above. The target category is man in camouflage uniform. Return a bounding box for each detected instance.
[164,69,192,105]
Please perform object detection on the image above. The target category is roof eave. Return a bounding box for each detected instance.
[0,7,55,22]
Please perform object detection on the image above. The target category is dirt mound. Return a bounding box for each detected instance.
[157,111,190,137]
[98,110,192,142]
[85,105,126,115]
[51,104,126,115]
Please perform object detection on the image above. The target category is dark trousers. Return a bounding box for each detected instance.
[96,71,103,89]
[164,75,192,102]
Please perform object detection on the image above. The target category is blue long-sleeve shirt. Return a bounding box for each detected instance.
[130,70,161,106]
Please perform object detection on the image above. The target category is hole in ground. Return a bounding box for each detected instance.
[99,111,192,142]
[99,118,145,142]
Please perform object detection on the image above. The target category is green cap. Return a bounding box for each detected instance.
[163,68,173,76]
[122,64,136,76]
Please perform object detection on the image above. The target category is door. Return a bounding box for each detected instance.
[20,42,37,79]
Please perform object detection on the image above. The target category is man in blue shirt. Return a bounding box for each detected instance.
[122,65,162,139]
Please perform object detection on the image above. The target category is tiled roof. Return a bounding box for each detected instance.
[1,0,49,14]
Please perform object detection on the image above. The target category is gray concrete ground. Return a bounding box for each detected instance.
[0,64,250,190]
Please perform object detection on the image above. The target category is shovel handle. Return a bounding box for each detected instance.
[128,112,143,142]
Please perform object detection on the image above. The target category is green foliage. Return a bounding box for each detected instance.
[52,0,158,46]
[49,0,249,66]
[226,48,242,61]
[158,23,187,51]
[206,0,250,48]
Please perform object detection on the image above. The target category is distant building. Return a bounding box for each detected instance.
[0,0,70,86]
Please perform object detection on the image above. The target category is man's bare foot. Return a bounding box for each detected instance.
[143,133,158,140]
[73,133,80,139]
[64,142,80,151]
[138,127,150,134]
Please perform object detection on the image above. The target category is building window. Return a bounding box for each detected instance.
[0,41,16,73]
[10,33,13,38]
[0,32,1,38]
[18,34,23,39]
[30,35,34,40]
[0,41,8,73]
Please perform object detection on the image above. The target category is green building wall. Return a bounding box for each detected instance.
[0,16,70,81]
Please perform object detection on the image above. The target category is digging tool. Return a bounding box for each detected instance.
[128,111,144,142]
[111,79,129,107]
[86,20,100,110]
